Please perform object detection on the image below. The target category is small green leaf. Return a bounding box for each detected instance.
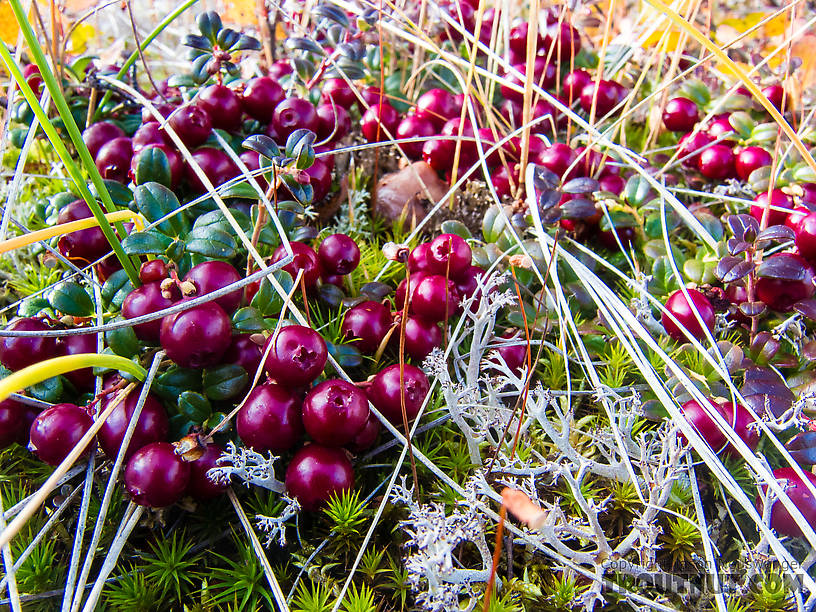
[122,230,175,255]
[105,324,140,358]
[440,220,473,240]
[178,391,212,423]
[203,364,249,401]
[133,182,187,236]
[133,148,172,188]
[186,227,238,259]
[28,376,64,404]
[326,342,362,369]
[153,367,203,402]
[250,270,293,316]
[285,129,316,170]
[197,11,222,44]
[89,180,134,210]
[232,307,265,332]
[49,282,94,316]
[18,297,52,318]
[101,270,133,309]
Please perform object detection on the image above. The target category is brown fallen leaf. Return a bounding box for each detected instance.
[372,161,449,228]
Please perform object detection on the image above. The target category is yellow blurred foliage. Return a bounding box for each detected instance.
[642,30,685,52]
[0,0,20,45]
[222,0,257,25]
[67,22,96,54]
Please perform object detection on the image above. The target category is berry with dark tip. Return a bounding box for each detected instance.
[124,442,190,507]
[271,241,322,289]
[29,403,93,465]
[237,383,303,452]
[273,97,319,140]
[285,444,354,511]
[368,363,430,425]
[302,379,370,446]
[262,325,328,387]
[342,301,393,354]
[318,234,360,276]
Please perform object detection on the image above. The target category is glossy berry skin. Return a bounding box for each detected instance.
[415,88,458,128]
[497,331,528,376]
[224,334,263,378]
[318,234,360,275]
[679,399,759,456]
[697,144,735,180]
[719,401,761,457]
[537,143,577,180]
[262,325,328,387]
[237,383,303,452]
[408,243,432,273]
[661,288,715,343]
[368,364,430,425]
[316,103,350,142]
[29,403,93,465]
[186,443,228,501]
[454,265,485,305]
[679,399,728,452]
[580,80,620,117]
[302,379,369,446]
[0,318,56,372]
[706,116,737,145]
[403,316,442,361]
[271,241,322,289]
[342,301,392,354]
[801,183,816,205]
[197,84,243,131]
[755,253,815,312]
[125,442,190,507]
[361,103,400,142]
[321,78,357,108]
[426,233,472,278]
[58,333,98,390]
[95,137,132,183]
[122,282,176,342]
[662,97,699,132]
[285,444,354,511]
[758,467,816,538]
[395,271,429,311]
[678,131,714,168]
[787,206,813,235]
[349,413,381,452]
[422,138,455,173]
[57,200,110,263]
[762,85,787,111]
[0,399,24,449]
[139,259,168,284]
[83,121,125,158]
[751,189,793,227]
[168,105,212,147]
[599,174,626,195]
[396,115,435,159]
[736,146,772,182]
[98,389,168,460]
[273,97,319,140]
[141,102,176,124]
[305,158,333,202]
[411,275,461,322]
[490,165,515,200]
[562,69,592,102]
[183,261,243,314]
[132,122,171,153]
[242,77,285,122]
[160,301,232,369]
[185,147,238,192]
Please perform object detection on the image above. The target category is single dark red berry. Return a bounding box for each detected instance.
[285,444,354,511]
[395,271,429,310]
[168,105,212,147]
[361,103,400,142]
[349,412,381,452]
[661,288,716,343]
[242,77,286,122]
[186,443,228,501]
[95,137,133,183]
[679,398,729,453]
[0,399,24,449]
[562,69,592,102]
[271,241,322,289]
[302,379,369,446]
[735,146,772,182]
[496,330,528,376]
[426,233,472,277]
[262,325,328,387]
[196,84,243,131]
[321,78,357,108]
[368,363,430,425]
[678,131,714,168]
[185,147,238,192]
[56,200,110,263]
[0,318,57,372]
[403,315,442,361]
[183,260,243,314]
[408,243,432,273]
[318,234,360,275]
[422,138,456,173]
[237,383,303,452]
[29,403,93,465]
[752,189,793,227]
[415,88,458,128]
[268,59,293,79]
[132,122,171,153]
[662,97,699,132]
[98,388,168,460]
[130,144,184,187]
[757,467,816,538]
[141,102,176,124]
[786,206,813,235]
[83,122,125,158]
[342,301,393,354]
[537,143,577,180]
[315,103,350,142]
[305,158,333,202]
[273,97,319,140]
[755,252,815,311]
[396,115,435,159]
[762,84,787,111]
[224,334,263,379]
[122,281,177,342]
[139,259,168,284]
[579,80,620,117]
[411,275,461,322]
[124,442,190,507]
[160,301,232,368]
[697,144,735,180]
[706,115,737,145]
[58,332,98,389]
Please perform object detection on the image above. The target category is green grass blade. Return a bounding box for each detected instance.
[3,0,140,286]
